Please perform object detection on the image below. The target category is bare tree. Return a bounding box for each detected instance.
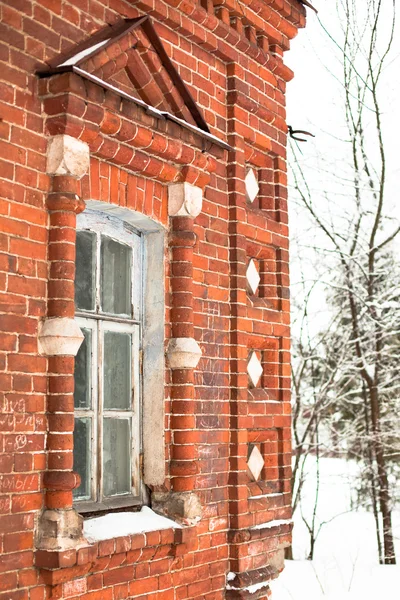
[289,0,398,565]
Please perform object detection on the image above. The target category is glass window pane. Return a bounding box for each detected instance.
[75,231,96,311]
[74,328,92,409]
[103,331,131,410]
[73,417,92,500]
[101,236,132,315]
[103,418,131,497]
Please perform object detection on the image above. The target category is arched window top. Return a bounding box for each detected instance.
[82,200,166,234]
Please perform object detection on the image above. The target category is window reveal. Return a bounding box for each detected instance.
[73,218,142,510]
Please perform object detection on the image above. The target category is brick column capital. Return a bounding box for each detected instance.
[46,134,90,179]
[168,182,203,218]
[166,337,202,370]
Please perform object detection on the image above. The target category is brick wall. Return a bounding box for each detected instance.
[0,1,305,599]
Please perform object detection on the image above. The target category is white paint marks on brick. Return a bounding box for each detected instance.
[63,578,87,598]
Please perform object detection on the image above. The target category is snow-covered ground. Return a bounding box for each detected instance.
[271,457,400,599]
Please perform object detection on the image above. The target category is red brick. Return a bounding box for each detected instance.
[0,591,29,600]
[63,577,87,598]
[8,354,47,373]
[0,1,301,597]
[0,315,36,335]
[14,453,33,471]
[0,572,18,592]
[0,23,24,50]
[3,531,34,553]
[12,492,43,513]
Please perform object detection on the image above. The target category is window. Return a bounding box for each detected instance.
[73,212,143,511]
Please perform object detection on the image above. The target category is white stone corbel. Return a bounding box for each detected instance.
[166,337,202,369]
[38,318,84,357]
[152,491,202,525]
[46,134,90,179]
[168,182,203,218]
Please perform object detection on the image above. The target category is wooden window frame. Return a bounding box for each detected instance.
[73,211,144,513]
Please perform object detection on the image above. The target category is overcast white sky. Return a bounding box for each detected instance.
[286,1,400,163]
[284,1,400,335]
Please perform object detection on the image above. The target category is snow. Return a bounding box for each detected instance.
[59,39,110,67]
[244,581,270,594]
[83,506,181,542]
[73,67,231,151]
[250,519,292,530]
[271,457,400,600]
[248,493,283,499]
[227,581,270,593]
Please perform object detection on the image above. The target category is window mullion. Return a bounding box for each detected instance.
[75,311,140,325]
[91,320,98,504]
[132,326,140,496]
[95,231,102,503]
[73,317,97,503]
[95,230,101,314]
[132,236,141,320]
[97,319,103,504]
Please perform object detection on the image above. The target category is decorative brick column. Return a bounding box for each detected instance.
[153,182,203,524]
[225,61,293,597]
[36,135,89,552]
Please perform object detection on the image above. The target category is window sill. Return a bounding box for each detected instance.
[35,507,196,586]
[83,506,182,542]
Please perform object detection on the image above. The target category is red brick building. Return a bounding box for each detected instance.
[0,1,306,599]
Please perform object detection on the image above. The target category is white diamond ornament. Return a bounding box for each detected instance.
[246,259,260,295]
[245,168,259,203]
[247,351,263,388]
[247,445,264,481]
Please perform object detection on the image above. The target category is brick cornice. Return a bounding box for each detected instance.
[134,0,302,76]
[39,73,221,185]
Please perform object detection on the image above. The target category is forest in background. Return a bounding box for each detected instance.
[286,0,400,568]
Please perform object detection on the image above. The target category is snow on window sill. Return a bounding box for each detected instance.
[84,506,182,543]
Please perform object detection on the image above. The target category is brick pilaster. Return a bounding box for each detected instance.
[36,136,89,553]
[43,177,85,511]
[169,216,197,491]
[154,182,204,524]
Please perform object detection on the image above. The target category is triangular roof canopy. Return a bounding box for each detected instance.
[38,17,231,151]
